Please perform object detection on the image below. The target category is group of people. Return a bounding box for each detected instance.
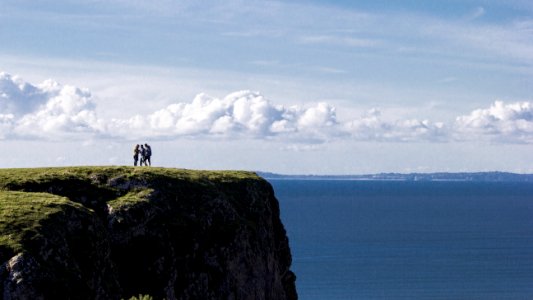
[133,143,152,166]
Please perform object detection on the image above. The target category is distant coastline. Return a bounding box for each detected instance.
[257,171,533,182]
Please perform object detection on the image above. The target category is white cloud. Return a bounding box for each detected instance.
[0,114,15,139]
[0,72,104,140]
[109,90,339,141]
[0,72,47,115]
[297,102,336,128]
[1,71,533,144]
[455,101,533,143]
[343,109,447,142]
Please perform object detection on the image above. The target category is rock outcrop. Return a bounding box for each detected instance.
[0,167,297,299]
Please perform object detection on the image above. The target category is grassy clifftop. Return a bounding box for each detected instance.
[0,191,88,254]
[0,167,296,300]
[0,166,261,260]
[0,166,260,188]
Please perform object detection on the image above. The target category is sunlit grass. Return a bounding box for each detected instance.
[0,166,262,260]
[0,191,87,257]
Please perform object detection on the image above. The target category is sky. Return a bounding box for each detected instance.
[0,0,532,174]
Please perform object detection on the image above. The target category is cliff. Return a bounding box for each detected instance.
[0,167,297,300]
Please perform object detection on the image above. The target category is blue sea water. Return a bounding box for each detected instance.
[270,180,533,300]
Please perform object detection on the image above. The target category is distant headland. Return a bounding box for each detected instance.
[258,171,533,182]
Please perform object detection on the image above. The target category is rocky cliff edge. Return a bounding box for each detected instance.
[0,167,297,300]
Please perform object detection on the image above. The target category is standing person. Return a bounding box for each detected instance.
[133,144,140,166]
[139,144,146,166]
[144,143,152,166]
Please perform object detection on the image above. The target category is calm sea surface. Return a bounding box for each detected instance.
[270,180,533,300]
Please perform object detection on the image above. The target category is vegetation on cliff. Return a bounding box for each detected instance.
[0,167,296,300]
[0,191,88,256]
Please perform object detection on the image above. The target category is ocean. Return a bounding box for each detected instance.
[270,180,533,300]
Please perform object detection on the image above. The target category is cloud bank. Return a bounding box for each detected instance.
[455,101,533,143]
[109,91,337,141]
[1,72,532,144]
[0,73,103,140]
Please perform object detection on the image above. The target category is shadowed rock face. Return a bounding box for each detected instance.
[0,167,297,300]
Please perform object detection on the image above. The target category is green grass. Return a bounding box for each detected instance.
[0,166,261,209]
[0,191,88,256]
[107,188,154,209]
[0,166,259,189]
[0,166,274,299]
[0,166,263,259]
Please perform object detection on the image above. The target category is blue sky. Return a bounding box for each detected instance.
[0,0,532,174]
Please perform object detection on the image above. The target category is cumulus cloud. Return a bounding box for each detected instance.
[1,71,532,144]
[109,91,338,141]
[0,72,46,115]
[0,114,14,139]
[0,72,104,140]
[343,108,447,142]
[455,101,533,143]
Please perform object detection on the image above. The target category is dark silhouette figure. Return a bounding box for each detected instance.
[133,144,140,166]
[140,145,146,166]
[144,143,152,166]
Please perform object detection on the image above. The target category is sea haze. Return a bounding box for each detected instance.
[271,180,533,299]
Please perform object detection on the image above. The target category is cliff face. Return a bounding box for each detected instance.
[0,167,297,300]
